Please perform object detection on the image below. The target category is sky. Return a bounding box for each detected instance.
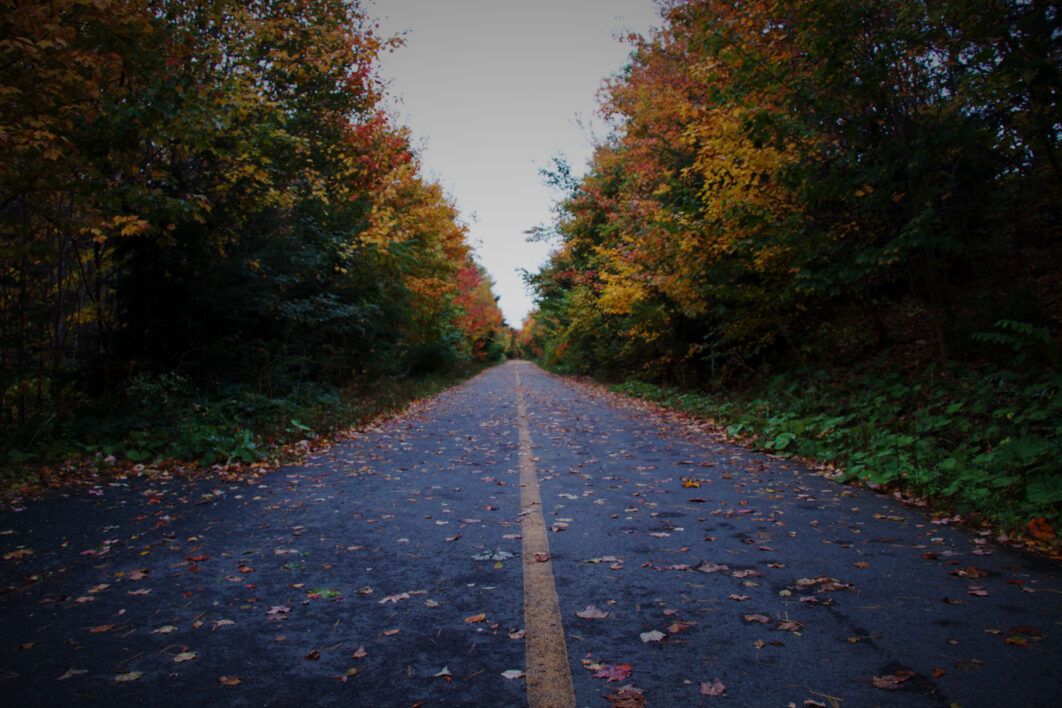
[369,0,661,327]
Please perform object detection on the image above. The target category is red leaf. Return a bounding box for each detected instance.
[593,663,632,682]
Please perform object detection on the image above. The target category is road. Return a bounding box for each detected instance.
[1,361,1060,706]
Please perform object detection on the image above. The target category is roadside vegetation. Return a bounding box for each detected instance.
[1,0,512,491]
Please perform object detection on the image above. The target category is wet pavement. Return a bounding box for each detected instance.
[1,361,1060,706]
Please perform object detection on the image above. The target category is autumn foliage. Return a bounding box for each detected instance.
[0,0,506,454]
[523,0,1061,527]
[526,0,1059,381]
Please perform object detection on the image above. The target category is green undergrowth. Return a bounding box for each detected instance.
[613,363,1062,532]
[1,364,488,493]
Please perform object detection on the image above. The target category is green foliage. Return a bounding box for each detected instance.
[614,362,1062,529]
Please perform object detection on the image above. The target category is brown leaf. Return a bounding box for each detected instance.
[604,685,646,707]
[305,649,320,661]
[464,613,486,623]
[218,676,241,685]
[872,670,914,690]
[1027,517,1055,542]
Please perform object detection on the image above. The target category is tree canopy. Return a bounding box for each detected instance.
[1,0,509,443]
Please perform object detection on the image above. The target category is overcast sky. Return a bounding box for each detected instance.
[370,0,661,327]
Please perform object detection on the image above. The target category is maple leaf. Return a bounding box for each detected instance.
[593,663,632,682]
[266,605,291,620]
[700,679,726,696]
[576,605,609,619]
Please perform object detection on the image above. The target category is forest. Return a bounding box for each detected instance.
[0,0,509,477]
[521,0,1061,534]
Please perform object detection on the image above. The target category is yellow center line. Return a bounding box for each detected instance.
[516,364,575,708]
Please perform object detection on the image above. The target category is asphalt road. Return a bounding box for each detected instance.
[1,361,1060,707]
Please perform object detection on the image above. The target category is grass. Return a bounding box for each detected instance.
[1,362,492,496]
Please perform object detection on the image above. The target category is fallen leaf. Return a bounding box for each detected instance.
[744,614,771,624]
[379,592,410,604]
[666,621,695,634]
[728,594,750,601]
[152,625,178,634]
[604,685,646,707]
[433,666,452,678]
[3,548,33,560]
[576,605,609,619]
[266,605,291,620]
[305,649,320,661]
[352,646,368,658]
[501,669,525,680]
[593,663,632,682]
[700,678,726,696]
[639,630,666,643]
[174,651,196,663]
[89,624,115,633]
[1027,517,1055,542]
[465,613,486,623]
[218,676,241,685]
[872,670,914,689]
[57,668,87,680]
[115,671,143,682]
